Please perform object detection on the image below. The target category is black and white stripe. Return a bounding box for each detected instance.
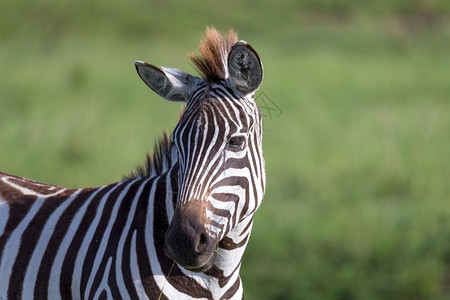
[0,27,265,299]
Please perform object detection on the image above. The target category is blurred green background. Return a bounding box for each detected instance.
[1,0,450,299]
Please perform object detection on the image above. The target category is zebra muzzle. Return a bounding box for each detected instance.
[164,201,218,272]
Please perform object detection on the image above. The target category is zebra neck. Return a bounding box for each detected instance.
[197,216,254,297]
[138,167,248,298]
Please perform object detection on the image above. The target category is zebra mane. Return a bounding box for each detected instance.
[190,27,238,81]
[124,131,174,180]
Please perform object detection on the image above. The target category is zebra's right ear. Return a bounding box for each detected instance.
[227,41,263,96]
[135,61,201,102]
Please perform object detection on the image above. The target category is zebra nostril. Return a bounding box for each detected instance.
[196,232,209,252]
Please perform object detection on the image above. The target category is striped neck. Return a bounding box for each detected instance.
[149,162,249,298]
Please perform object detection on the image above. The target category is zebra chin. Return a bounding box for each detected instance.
[164,231,218,273]
[164,201,219,273]
[172,250,218,273]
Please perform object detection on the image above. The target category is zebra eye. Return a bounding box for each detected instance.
[227,136,246,150]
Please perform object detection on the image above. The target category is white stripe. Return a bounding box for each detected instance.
[145,182,176,296]
[115,179,149,299]
[71,182,122,298]
[0,198,9,236]
[130,230,150,300]
[92,256,113,300]
[22,189,81,299]
[0,197,45,299]
[145,179,208,300]
[48,187,104,299]
[165,173,175,223]
[187,107,224,201]
[84,180,137,299]
[179,123,197,203]
[193,105,230,199]
[1,177,66,198]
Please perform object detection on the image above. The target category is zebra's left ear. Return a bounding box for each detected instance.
[135,61,202,102]
[227,41,263,96]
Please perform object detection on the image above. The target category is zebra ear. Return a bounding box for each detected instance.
[227,41,263,96]
[135,61,201,102]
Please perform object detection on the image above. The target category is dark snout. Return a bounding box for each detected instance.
[164,202,217,272]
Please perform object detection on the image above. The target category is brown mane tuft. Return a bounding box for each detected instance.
[190,27,238,81]
[125,29,239,181]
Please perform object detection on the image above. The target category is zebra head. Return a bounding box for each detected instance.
[135,29,265,272]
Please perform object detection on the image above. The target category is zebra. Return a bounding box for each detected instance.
[0,27,265,299]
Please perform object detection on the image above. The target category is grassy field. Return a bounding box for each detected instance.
[1,1,450,299]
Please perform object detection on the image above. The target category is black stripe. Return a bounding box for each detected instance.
[59,183,119,299]
[34,188,94,298]
[135,178,163,299]
[220,277,241,300]
[98,289,107,300]
[8,189,74,298]
[0,194,37,258]
[81,184,124,298]
[86,180,141,300]
[153,173,213,299]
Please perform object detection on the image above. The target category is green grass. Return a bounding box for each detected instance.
[1,1,450,299]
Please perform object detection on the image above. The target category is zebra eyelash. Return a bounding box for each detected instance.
[226,135,247,151]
